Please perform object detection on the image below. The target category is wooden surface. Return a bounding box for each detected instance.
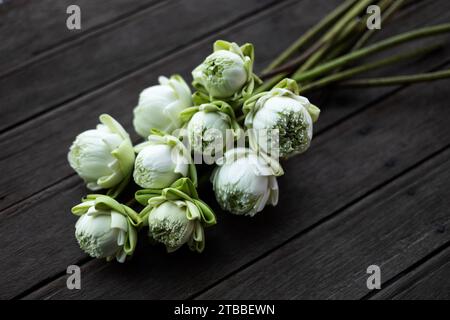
[0,0,449,300]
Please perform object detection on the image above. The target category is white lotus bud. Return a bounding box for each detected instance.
[180,101,240,156]
[211,148,283,217]
[244,78,320,158]
[68,114,135,193]
[133,75,192,137]
[148,201,196,252]
[73,196,139,263]
[192,40,260,102]
[133,133,196,189]
[136,178,216,253]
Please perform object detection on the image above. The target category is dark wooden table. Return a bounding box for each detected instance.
[1,0,449,300]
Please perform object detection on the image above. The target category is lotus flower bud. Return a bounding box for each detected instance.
[133,75,192,137]
[244,78,320,158]
[72,195,141,263]
[135,178,216,253]
[192,40,261,104]
[68,114,135,196]
[211,148,283,217]
[180,101,241,156]
[133,132,197,189]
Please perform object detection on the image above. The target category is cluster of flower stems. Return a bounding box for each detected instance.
[256,0,450,97]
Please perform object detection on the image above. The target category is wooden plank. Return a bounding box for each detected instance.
[0,0,333,212]
[23,74,450,299]
[0,0,280,133]
[2,0,449,299]
[2,0,449,298]
[371,246,450,300]
[197,148,450,299]
[0,179,85,299]
[0,0,161,74]
[0,0,345,298]
[0,0,447,212]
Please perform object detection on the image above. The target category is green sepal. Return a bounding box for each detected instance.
[135,178,217,253]
[306,104,321,123]
[71,194,142,261]
[179,100,242,139]
[192,40,262,107]
[95,114,135,197]
[133,131,198,187]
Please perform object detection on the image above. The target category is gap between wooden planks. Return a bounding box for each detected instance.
[371,243,450,300]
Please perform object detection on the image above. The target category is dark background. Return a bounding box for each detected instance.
[0,0,449,299]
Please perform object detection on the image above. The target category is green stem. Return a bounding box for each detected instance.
[352,0,406,50]
[261,0,373,86]
[322,0,374,43]
[298,18,360,73]
[255,73,286,93]
[263,0,358,73]
[297,0,374,74]
[340,69,450,87]
[319,0,394,65]
[293,23,450,83]
[299,45,441,93]
[262,41,323,79]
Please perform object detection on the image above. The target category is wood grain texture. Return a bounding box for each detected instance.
[198,148,450,299]
[1,0,447,214]
[1,0,449,300]
[24,75,450,299]
[0,0,337,213]
[0,0,161,74]
[0,0,279,133]
[0,0,345,299]
[372,245,450,300]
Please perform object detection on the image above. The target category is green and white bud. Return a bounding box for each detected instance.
[72,195,141,263]
[148,201,197,252]
[133,132,197,189]
[192,40,261,104]
[136,178,216,253]
[133,75,192,137]
[180,101,241,156]
[244,78,320,158]
[211,148,283,217]
[68,114,135,196]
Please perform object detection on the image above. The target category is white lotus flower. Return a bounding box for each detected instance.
[192,40,260,103]
[180,101,241,156]
[72,195,140,263]
[244,79,320,158]
[136,178,216,253]
[68,114,135,195]
[133,133,196,189]
[211,148,283,217]
[133,75,192,137]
